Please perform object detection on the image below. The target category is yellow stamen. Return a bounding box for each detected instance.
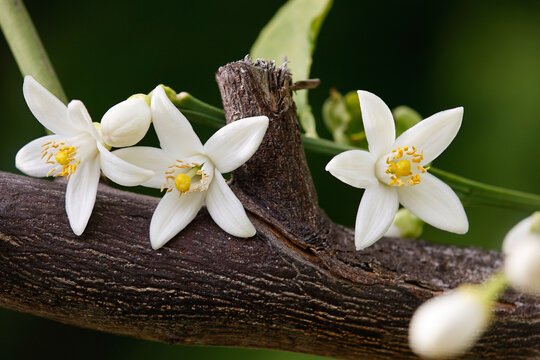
[385,146,428,187]
[40,142,79,178]
[174,173,191,193]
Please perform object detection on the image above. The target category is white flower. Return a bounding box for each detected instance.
[114,86,269,249]
[15,76,154,235]
[503,212,540,296]
[409,289,491,359]
[100,96,151,147]
[326,91,468,250]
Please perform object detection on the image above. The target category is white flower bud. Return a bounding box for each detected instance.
[385,208,423,238]
[503,212,540,296]
[100,97,151,147]
[504,240,540,296]
[409,289,490,359]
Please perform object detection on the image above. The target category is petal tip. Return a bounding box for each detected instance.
[151,85,167,103]
[454,219,469,234]
[150,232,169,250]
[354,231,375,251]
[69,220,86,236]
[324,161,334,172]
[235,223,256,238]
[356,90,377,102]
[448,106,464,122]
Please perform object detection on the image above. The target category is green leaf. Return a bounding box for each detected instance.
[251,0,333,138]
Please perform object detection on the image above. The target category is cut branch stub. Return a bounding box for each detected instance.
[216,57,327,250]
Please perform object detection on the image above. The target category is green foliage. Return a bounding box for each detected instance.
[393,105,422,137]
[250,0,333,138]
[322,89,351,145]
[322,89,366,147]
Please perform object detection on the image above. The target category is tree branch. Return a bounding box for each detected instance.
[0,58,538,359]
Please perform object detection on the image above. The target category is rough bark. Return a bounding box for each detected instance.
[0,58,538,359]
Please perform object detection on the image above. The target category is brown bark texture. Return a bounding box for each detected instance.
[0,58,538,359]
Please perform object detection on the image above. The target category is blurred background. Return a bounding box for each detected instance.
[0,0,539,358]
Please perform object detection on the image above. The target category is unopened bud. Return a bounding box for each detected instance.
[100,97,151,147]
[385,208,423,238]
[409,288,491,359]
[503,212,540,296]
[393,106,422,137]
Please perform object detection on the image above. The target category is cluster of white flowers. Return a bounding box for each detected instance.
[16,76,268,248]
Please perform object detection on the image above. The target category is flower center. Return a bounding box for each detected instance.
[383,146,429,187]
[41,141,80,179]
[162,160,209,197]
[174,173,191,192]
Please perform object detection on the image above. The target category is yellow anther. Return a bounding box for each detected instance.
[174,173,191,193]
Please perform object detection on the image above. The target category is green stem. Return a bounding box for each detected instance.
[429,168,540,212]
[0,0,67,103]
[169,99,540,213]
[477,271,508,303]
[176,108,224,129]
[172,92,226,121]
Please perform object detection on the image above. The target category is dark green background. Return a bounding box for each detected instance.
[1,1,539,359]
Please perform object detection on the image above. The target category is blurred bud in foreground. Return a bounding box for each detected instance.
[503,212,540,296]
[385,208,424,238]
[409,288,491,359]
[393,105,422,137]
[101,95,151,147]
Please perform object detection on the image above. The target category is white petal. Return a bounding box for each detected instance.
[204,116,269,173]
[325,150,378,189]
[151,86,203,156]
[15,135,61,177]
[65,157,101,235]
[149,190,204,250]
[502,215,537,254]
[22,76,76,136]
[355,184,399,250]
[398,172,468,234]
[394,107,463,164]
[357,90,395,155]
[112,146,175,189]
[97,142,154,187]
[206,170,256,237]
[67,100,97,135]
